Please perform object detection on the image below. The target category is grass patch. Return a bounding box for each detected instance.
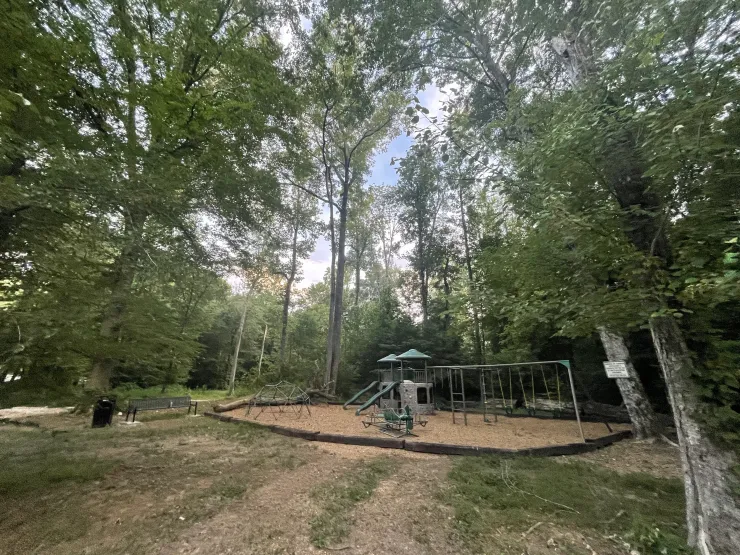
[134,410,190,422]
[446,455,688,554]
[0,454,116,498]
[209,478,248,500]
[109,384,252,409]
[309,458,395,548]
[0,413,306,554]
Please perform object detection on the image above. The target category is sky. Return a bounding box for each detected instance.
[297,85,446,287]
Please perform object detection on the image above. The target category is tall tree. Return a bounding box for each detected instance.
[539,2,740,550]
[347,187,375,306]
[277,190,319,364]
[302,15,407,392]
[396,145,449,324]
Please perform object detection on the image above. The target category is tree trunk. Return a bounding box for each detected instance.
[328,181,350,394]
[355,254,361,306]
[650,315,740,555]
[257,325,267,376]
[280,224,299,363]
[88,208,147,391]
[324,206,337,388]
[213,396,254,413]
[89,1,141,392]
[598,327,661,439]
[228,296,248,396]
[419,265,428,324]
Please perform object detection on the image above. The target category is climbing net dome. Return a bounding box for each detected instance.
[246,381,312,420]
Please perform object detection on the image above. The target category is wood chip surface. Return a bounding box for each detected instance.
[225,404,629,449]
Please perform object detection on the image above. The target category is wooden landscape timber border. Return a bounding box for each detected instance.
[202,411,632,457]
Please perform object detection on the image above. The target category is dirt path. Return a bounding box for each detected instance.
[157,443,465,555]
[343,456,462,555]
[157,449,336,554]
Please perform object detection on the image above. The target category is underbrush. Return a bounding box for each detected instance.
[309,457,396,548]
[108,384,252,410]
[446,455,688,554]
[0,383,252,410]
[0,381,84,409]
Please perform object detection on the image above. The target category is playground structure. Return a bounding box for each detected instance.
[246,381,312,421]
[344,349,436,417]
[346,351,587,443]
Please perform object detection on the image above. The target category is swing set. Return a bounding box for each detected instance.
[429,360,585,442]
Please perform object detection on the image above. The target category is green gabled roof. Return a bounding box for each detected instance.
[377,353,398,363]
[396,349,431,360]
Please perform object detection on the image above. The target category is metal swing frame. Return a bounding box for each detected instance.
[428,360,585,442]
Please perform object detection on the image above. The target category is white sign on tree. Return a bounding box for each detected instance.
[603,361,630,379]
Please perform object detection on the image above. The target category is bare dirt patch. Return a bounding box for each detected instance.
[0,406,73,419]
[227,403,628,449]
[344,456,462,555]
[567,438,682,479]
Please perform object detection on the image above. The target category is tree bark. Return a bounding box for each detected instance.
[321,103,336,389]
[213,396,254,412]
[88,207,147,391]
[598,327,661,440]
[228,296,248,396]
[328,175,350,394]
[650,315,740,555]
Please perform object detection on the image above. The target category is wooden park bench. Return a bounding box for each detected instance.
[125,396,198,422]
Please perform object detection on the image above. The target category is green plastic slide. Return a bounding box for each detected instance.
[355,381,399,416]
[343,381,379,409]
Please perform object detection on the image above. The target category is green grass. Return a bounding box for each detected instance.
[309,457,396,548]
[134,410,191,422]
[446,455,690,554]
[109,384,253,409]
[0,452,116,498]
[0,382,252,410]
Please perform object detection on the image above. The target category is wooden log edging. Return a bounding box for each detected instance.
[202,412,632,456]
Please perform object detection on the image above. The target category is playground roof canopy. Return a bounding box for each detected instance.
[377,353,398,363]
[396,348,431,360]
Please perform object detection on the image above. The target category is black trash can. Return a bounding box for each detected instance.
[92,397,116,428]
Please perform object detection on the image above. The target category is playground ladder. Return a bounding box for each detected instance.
[480,371,497,423]
[448,367,467,425]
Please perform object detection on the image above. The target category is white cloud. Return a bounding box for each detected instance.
[297,258,328,287]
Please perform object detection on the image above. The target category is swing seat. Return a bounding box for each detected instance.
[527,407,536,416]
